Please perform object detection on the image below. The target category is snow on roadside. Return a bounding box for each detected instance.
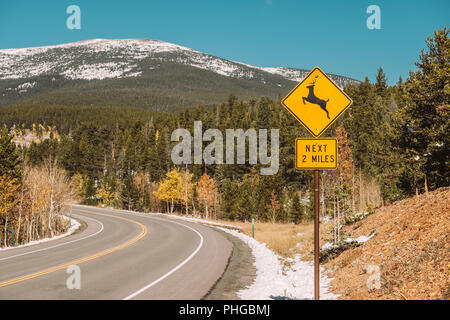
[217,227,339,300]
[0,216,80,251]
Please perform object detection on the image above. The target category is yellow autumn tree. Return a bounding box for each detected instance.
[96,183,116,208]
[0,174,20,247]
[24,158,75,239]
[154,169,184,213]
[181,169,194,215]
[196,173,218,219]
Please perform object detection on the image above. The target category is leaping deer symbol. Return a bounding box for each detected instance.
[302,78,330,119]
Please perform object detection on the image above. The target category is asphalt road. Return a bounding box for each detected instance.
[0,205,232,300]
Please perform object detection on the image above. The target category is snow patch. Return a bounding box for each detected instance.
[17,81,36,90]
[218,227,339,300]
[0,216,80,251]
[345,211,371,224]
[344,233,375,244]
[321,242,338,251]
[321,232,376,251]
[62,62,138,80]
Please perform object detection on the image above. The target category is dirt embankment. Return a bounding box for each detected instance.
[325,187,449,300]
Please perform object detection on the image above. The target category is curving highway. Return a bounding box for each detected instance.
[0,205,232,300]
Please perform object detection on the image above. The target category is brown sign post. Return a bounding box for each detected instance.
[314,169,320,300]
[281,67,352,300]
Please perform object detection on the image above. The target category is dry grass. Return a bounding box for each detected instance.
[185,216,315,258]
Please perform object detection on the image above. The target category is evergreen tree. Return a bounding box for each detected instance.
[394,27,449,191]
[375,67,387,97]
[0,126,21,180]
[119,176,140,211]
[257,97,273,128]
[291,192,305,224]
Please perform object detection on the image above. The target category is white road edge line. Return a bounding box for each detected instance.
[0,214,104,262]
[122,216,204,300]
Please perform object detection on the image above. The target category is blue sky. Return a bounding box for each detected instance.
[0,0,448,84]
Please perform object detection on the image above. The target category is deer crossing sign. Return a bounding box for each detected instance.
[281,67,352,138]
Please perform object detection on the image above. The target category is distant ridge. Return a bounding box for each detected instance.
[0,39,360,111]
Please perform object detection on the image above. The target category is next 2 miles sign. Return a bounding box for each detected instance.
[295,138,338,170]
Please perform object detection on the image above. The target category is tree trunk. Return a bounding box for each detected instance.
[49,192,55,238]
[26,218,30,243]
[29,220,33,242]
[214,195,217,220]
[185,171,189,215]
[32,219,35,241]
[337,196,341,242]
[366,181,370,210]
[47,157,55,237]
[359,169,363,212]
[104,153,107,176]
[35,217,39,240]
[17,186,24,245]
[4,214,8,247]
[352,163,355,213]
[333,195,337,243]
[192,190,196,217]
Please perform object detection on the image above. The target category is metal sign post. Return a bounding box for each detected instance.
[252,218,254,239]
[314,170,320,300]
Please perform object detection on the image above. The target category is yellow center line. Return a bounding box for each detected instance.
[0,209,147,288]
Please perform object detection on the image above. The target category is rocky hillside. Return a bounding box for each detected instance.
[324,187,449,300]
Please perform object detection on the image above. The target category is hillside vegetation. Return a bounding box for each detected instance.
[325,187,449,300]
[0,64,293,112]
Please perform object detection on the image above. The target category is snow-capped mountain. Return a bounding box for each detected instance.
[0,39,360,111]
[0,39,359,84]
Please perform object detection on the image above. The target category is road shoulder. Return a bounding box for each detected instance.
[203,228,256,300]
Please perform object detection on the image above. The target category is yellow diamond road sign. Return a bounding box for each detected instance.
[282,67,352,137]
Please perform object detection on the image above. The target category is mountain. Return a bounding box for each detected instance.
[0,39,360,111]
